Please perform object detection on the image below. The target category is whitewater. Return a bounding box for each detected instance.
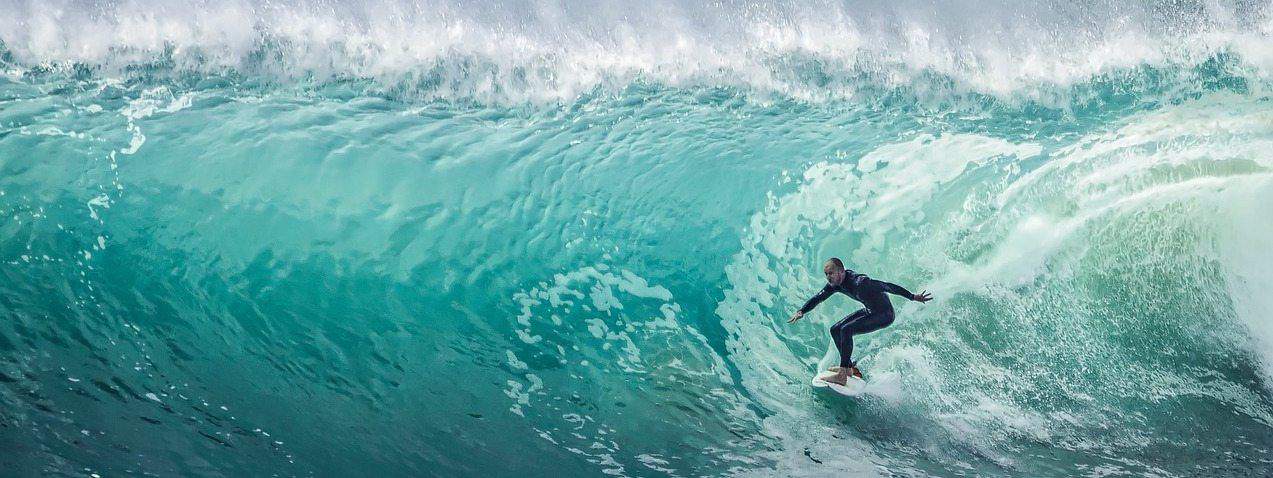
[1,0,1272,476]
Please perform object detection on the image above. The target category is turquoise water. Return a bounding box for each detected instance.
[2,1,1273,476]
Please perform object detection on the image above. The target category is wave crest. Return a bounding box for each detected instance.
[4,0,1272,103]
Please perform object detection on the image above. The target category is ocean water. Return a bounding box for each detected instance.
[1,1,1272,476]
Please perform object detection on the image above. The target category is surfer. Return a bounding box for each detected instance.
[788,258,931,385]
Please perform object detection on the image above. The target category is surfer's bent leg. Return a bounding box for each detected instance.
[829,320,846,357]
[832,309,871,368]
[836,309,895,368]
[829,309,864,363]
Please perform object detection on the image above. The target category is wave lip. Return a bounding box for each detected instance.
[4,0,1273,102]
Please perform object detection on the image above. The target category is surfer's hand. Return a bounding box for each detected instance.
[787,311,804,324]
[913,291,933,303]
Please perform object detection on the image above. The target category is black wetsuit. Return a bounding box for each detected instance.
[798,271,916,369]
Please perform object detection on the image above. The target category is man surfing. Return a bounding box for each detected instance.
[788,258,932,385]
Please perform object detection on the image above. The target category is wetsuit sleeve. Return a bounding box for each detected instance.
[798,285,835,314]
[874,280,917,300]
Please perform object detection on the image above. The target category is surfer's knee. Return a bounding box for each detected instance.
[878,310,896,326]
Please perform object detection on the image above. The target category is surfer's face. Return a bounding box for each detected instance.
[824,266,845,285]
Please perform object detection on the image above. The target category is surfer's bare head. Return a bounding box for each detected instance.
[823,258,846,285]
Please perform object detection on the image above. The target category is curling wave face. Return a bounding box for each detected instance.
[1,1,1271,476]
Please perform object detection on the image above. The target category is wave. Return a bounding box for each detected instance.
[2,2,1273,477]
[3,0,1273,103]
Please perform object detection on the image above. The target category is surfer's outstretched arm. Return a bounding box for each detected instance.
[876,280,933,302]
[789,285,834,323]
[799,285,835,313]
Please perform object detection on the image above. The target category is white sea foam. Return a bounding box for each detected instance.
[1213,179,1273,384]
[715,88,1273,472]
[2,1,1271,102]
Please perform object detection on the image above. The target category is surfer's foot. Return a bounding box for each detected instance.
[825,369,850,386]
[849,366,863,379]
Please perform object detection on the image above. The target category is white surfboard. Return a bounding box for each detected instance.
[811,370,867,396]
